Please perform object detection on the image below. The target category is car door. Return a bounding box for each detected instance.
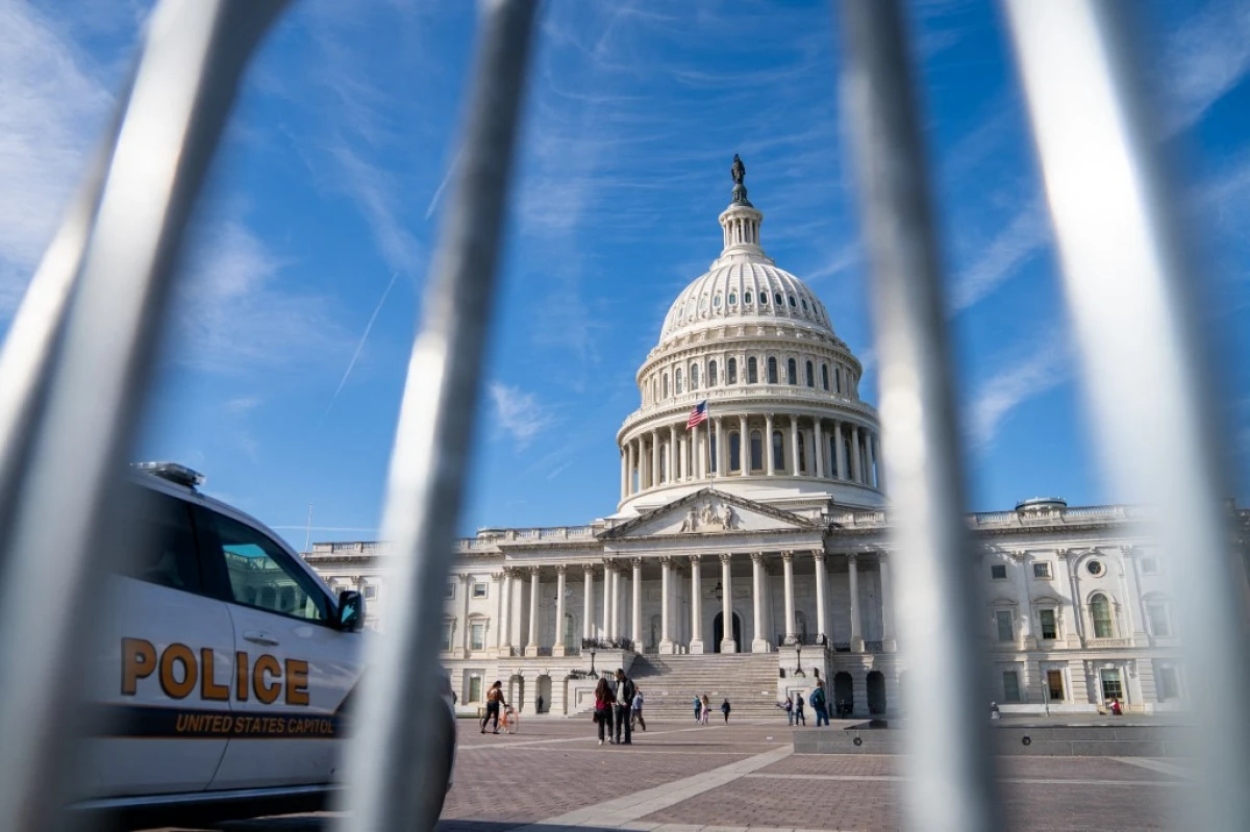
[85,487,235,797]
[193,505,360,790]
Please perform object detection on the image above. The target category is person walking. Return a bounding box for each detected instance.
[693,695,702,721]
[720,698,731,724]
[700,694,711,725]
[594,677,614,746]
[480,680,507,734]
[631,687,646,732]
[811,681,830,727]
[783,694,794,726]
[794,692,807,726]
[613,668,635,745]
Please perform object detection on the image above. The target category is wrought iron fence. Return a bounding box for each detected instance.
[0,1,1244,830]
[581,637,635,652]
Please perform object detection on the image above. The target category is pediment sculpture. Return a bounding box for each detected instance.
[679,499,739,532]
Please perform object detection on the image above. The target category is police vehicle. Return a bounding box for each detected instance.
[75,462,455,829]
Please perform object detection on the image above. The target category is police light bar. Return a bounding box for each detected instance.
[131,461,206,489]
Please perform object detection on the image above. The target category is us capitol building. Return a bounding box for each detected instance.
[304,160,1206,720]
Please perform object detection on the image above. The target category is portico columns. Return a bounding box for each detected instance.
[782,552,796,643]
[790,417,800,475]
[720,553,736,653]
[629,441,638,493]
[601,564,611,639]
[813,551,828,643]
[499,570,513,653]
[607,565,619,640]
[866,432,877,488]
[689,555,705,654]
[668,425,677,484]
[582,565,593,642]
[879,553,896,652]
[850,425,862,483]
[651,432,660,489]
[765,414,775,475]
[525,567,540,657]
[631,558,643,648]
[751,553,768,652]
[848,554,864,653]
[620,450,627,499]
[553,565,567,656]
[814,420,825,478]
[715,417,727,476]
[659,557,674,654]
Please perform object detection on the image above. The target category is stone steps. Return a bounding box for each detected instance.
[630,653,783,719]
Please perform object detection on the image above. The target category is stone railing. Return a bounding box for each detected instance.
[1085,637,1134,649]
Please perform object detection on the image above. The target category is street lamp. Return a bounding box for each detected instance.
[713,581,723,601]
[589,646,597,676]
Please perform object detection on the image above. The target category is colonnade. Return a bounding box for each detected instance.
[620,414,881,499]
[492,550,895,657]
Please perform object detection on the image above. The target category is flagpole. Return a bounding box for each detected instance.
[707,401,714,484]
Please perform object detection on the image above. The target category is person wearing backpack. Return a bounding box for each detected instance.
[810,681,829,727]
[481,680,508,734]
[793,691,806,726]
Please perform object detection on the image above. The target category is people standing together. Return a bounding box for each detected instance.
[779,680,837,727]
[594,669,639,746]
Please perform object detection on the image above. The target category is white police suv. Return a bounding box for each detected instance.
[75,462,455,829]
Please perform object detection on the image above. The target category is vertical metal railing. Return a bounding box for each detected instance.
[0,0,1242,829]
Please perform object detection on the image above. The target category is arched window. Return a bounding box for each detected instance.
[774,292,783,305]
[710,434,718,473]
[675,368,683,394]
[663,374,669,398]
[1090,593,1114,638]
[745,291,753,304]
[726,358,736,384]
[750,430,763,471]
[729,431,742,472]
[772,431,785,471]
[747,357,758,384]
[798,431,807,472]
[787,358,797,385]
[767,357,778,384]
[835,367,842,393]
[805,360,814,387]
[690,364,699,390]
[821,363,830,391]
[708,360,718,386]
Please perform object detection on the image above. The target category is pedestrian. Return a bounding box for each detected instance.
[613,668,635,745]
[721,698,731,724]
[632,687,646,732]
[693,695,702,721]
[1109,698,1123,716]
[536,694,544,714]
[481,680,507,734]
[783,694,794,726]
[594,676,614,746]
[811,681,829,727]
[794,692,806,726]
[700,694,711,725]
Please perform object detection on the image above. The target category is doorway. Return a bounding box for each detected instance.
[867,671,886,715]
[833,671,853,715]
[712,611,742,653]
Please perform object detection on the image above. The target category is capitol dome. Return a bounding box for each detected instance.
[615,158,885,517]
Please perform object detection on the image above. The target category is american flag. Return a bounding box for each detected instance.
[687,400,708,429]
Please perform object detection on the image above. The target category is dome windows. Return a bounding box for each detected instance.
[788,295,797,307]
[690,363,700,390]
[767,357,779,384]
[663,374,670,398]
[774,292,783,306]
[708,360,718,386]
[700,296,708,311]
[748,357,758,384]
[821,363,830,391]
[728,292,737,305]
[786,358,797,385]
[759,293,768,305]
[805,360,815,388]
[745,291,753,304]
[728,357,738,384]
[714,294,723,308]
[675,368,684,394]
[801,298,808,311]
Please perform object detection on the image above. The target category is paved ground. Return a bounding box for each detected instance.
[159,716,1192,831]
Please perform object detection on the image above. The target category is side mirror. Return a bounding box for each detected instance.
[337,590,365,632]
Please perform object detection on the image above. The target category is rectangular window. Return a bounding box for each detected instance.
[747,357,757,384]
[1046,669,1065,702]
[446,582,456,600]
[990,564,1007,580]
[1100,668,1123,702]
[468,675,483,703]
[1146,601,1171,637]
[440,622,453,652]
[1002,671,1021,703]
[728,358,738,384]
[1032,562,1052,579]
[1039,609,1057,640]
[835,367,842,393]
[1158,666,1180,701]
[996,610,1014,642]
[1140,556,1158,575]
[470,622,486,650]
[472,581,488,599]
[364,584,378,600]
[120,487,203,593]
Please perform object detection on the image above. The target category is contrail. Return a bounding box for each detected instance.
[425,149,462,220]
[319,269,401,428]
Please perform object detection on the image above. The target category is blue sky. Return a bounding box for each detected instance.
[3,0,1248,549]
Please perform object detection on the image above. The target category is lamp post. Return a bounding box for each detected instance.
[589,646,597,677]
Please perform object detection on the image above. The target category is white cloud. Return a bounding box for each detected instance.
[950,202,1048,312]
[224,396,262,414]
[488,382,551,447]
[1160,0,1250,136]
[967,340,1069,451]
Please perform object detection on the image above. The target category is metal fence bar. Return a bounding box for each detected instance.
[333,2,539,830]
[837,3,1002,831]
[0,2,287,829]
[1003,2,1250,828]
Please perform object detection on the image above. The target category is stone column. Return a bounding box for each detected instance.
[668,425,677,485]
[499,570,512,653]
[659,557,674,654]
[619,449,626,499]
[651,431,661,489]
[607,565,618,640]
[866,432,877,488]
[525,567,540,657]
[879,553,896,652]
[813,551,828,643]
[849,554,865,653]
[629,440,638,494]
[834,421,846,480]
[1122,546,1149,645]
[582,565,594,643]
[751,553,768,652]
[631,558,643,648]
[555,564,570,654]
[850,425,862,483]
[739,414,749,474]
[1015,550,1035,649]
[721,553,736,653]
[677,433,686,482]
[873,433,886,492]
[765,414,775,475]
[689,554,704,654]
[814,419,825,478]
[782,552,796,643]
[715,417,727,476]
[601,563,611,640]
[790,417,800,475]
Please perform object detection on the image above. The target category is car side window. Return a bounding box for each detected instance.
[201,509,329,623]
[118,488,202,593]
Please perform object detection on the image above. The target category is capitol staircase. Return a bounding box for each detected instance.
[629,653,782,721]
